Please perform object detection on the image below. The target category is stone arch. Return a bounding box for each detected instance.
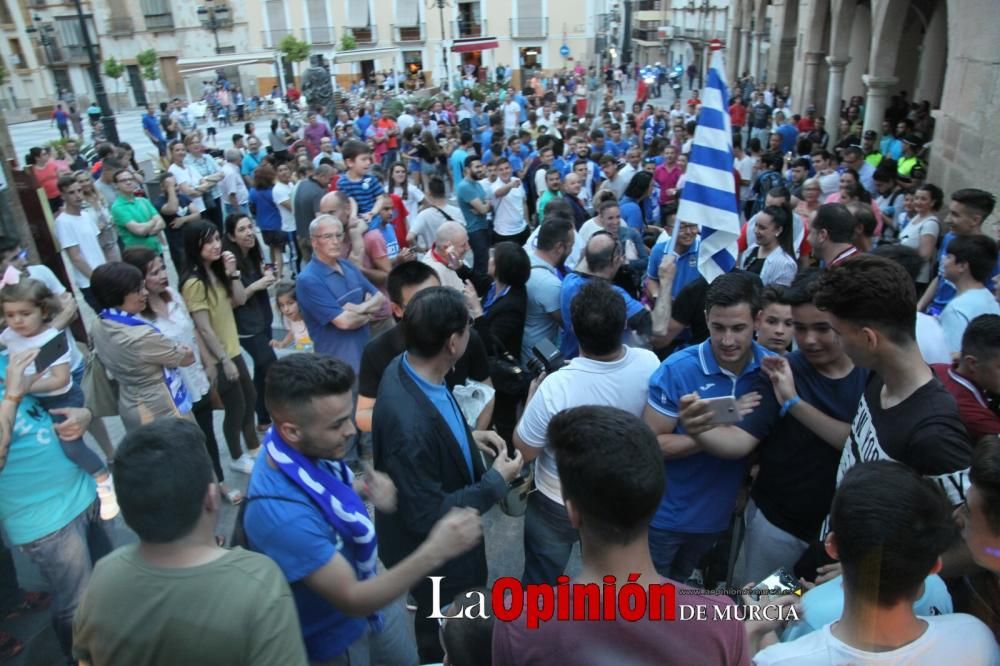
[913,0,947,107]
[842,1,873,100]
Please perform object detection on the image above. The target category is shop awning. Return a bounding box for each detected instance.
[177,52,275,75]
[451,37,499,52]
[331,47,401,64]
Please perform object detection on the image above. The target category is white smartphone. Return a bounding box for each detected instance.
[703,395,741,425]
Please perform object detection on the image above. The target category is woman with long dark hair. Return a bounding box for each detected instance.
[180,220,261,474]
[222,213,277,431]
[122,247,243,503]
[740,205,798,287]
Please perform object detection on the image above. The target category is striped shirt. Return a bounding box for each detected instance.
[336,174,385,216]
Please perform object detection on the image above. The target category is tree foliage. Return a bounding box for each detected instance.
[340,31,357,51]
[136,49,158,81]
[279,35,310,63]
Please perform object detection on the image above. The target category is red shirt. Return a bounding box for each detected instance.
[653,163,682,205]
[932,364,1000,442]
[797,118,816,133]
[388,193,408,248]
[729,103,746,128]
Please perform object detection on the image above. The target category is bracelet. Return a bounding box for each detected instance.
[3,393,22,406]
[228,271,241,279]
[779,396,801,417]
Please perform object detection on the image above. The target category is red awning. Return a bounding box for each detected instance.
[451,38,499,52]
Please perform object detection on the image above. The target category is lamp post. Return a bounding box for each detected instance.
[197,0,231,55]
[24,15,58,97]
[428,0,451,91]
[72,0,119,145]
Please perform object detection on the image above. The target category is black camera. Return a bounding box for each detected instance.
[525,339,565,376]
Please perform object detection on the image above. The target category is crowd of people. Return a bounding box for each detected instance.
[4,62,1000,665]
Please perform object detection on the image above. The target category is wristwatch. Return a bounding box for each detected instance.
[228,271,241,279]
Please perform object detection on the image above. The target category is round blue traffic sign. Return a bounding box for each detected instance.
[560,44,570,57]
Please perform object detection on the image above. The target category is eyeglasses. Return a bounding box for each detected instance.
[312,232,344,242]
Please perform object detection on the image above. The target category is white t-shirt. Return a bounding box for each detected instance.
[916,312,953,365]
[392,183,425,221]
[503,101,520,130]
[55,210,105,288]
[219,162,248,206]
[168,163,206,214]
[939,287,1000,353]
[898,215,941,283]
[734,154,755,201]
[24,264,84,372]
[0,326,71,396]
[492,178,527,236]
[515,346,660,503]
[753,613,1000,666]
[272,181,296,232]
[410,204,465,254]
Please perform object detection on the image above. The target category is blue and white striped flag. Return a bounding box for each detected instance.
[676,45,740,283]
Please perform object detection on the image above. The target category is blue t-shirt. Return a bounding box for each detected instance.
[929,231,1000,316]
[647,239,702,299]
[781,574,952,643]
[559,272,645,359]
[337,173,384,217]
[456,178,489,233]
[296,258,379,372]
[939,287,1000,353]
[647,340,773,533]
[619,196,645,232]
[141,113,164,141]
[449,148,469,186]
[355,114,372,139]
[775,124,798,154]
[0,353,95,545]
[241,151,267,178]
[249,186,282,232]
[244,458,367,661]
[402,354,473,477]
[480,128,494,155]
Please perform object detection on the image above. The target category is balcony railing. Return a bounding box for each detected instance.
[452,18,487,39]
[633,28,660,42]
[261,28,293,48]
[48,43,89,64]
[144,12,174,31]
[392,23,425,43]
[302,26,335,44]
[510,17,547,38]
[345,25,377,45]
[108,16,134,36]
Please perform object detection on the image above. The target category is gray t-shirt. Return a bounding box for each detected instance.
[521,253,563,363]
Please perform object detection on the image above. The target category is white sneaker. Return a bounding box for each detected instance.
[230,454,256,475]
[96,476,120,521]
[247,446,262,459]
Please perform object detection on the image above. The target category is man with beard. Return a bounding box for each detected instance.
[522,216,575,364]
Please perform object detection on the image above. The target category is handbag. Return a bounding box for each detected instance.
[82,350,119,418]
[488,349,533,397]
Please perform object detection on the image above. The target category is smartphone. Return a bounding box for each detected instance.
[264,263,276,273]
[33,333,69,375]
[749,567,800,602]
[703,395,741,425]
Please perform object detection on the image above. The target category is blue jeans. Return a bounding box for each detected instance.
[38,376,105,477]
[468,228,491,277]
[19,499,112,657]
[522,491,579,585]
[648,527,722,582]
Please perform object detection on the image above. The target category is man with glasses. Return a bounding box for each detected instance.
[840,145,876,196]
[295,215,385,375]
[110,170,166,254]
[372,286,523,662]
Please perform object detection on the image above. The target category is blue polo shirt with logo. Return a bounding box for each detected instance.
[647,238,702,299]
[337,173,385,217]
[647,339,773,533]
[296,257,379,373]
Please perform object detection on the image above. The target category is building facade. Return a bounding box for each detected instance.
[727,0,997,210]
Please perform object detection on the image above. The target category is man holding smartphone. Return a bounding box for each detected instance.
[642,272,774,584]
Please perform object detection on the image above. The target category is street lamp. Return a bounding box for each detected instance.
[24,15,58,94]
[427,0,451,91]
[197,0,231,55]
[72,0,119,145]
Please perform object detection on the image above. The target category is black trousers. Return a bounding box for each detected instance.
[239,331,276,426]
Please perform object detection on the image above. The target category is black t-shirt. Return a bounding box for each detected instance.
[154,192,194,232]
[358,324,490,399]
[742,352,868,541]
[749,103,772,129]
[822,372,973,533]
[741,247,765,276]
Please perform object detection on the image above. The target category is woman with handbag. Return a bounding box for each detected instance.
[471,242,530,445]
[122,247,243,504]
[89,262,196,432]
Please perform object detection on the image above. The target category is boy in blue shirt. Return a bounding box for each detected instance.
[337,139,385,218]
